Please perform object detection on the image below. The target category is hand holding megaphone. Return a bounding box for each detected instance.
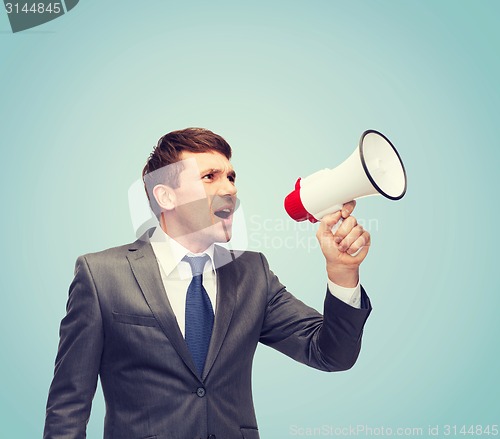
[284,130,407,225]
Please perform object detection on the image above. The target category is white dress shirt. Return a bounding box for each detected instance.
[150,227,361,337]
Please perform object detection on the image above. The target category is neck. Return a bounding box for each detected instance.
[159,214,211,254]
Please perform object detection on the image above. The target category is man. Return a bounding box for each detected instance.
[44,128,372,439]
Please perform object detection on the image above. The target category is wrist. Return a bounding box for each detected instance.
[327,265,359,288]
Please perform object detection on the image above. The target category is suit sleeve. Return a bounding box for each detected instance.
[258,253,372,372]
[44,256,104,439]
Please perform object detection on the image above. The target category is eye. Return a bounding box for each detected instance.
[228,175,235,183]
[202,173,214,181]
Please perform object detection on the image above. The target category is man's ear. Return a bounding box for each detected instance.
[153,184,176,211]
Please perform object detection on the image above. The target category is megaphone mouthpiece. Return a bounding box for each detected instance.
[284,178,318,222]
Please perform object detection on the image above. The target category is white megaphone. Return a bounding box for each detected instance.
[284,130,407,223]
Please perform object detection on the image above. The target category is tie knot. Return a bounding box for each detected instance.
[183,254,210,277]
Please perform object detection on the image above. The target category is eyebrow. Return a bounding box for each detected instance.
[201,168,236,180]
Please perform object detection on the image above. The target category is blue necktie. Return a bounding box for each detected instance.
[183,255,214,376]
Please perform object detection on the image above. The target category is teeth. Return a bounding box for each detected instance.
[214,208,232,219]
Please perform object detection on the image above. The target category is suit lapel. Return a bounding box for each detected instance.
[126,236,199,379]
[202,246,238,380]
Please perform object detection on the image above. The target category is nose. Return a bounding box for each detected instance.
[220,176,237,197]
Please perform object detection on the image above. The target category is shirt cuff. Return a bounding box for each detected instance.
[327,279,362,309]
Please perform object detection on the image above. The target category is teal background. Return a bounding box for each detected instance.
[1,1,499,437]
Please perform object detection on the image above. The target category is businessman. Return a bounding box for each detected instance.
[44,128,372,439]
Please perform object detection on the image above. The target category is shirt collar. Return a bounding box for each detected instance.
[149,226,215,278]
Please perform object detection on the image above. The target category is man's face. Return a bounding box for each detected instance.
[165,151,238,251]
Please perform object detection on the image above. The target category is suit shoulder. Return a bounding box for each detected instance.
[76,238,145,267]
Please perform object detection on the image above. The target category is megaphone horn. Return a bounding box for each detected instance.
[284,130,407,223]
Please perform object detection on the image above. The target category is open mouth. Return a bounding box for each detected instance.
[214,207,233,219]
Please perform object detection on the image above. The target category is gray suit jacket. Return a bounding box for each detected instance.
[44,233,371,439]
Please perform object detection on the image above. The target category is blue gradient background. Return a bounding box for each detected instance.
[1,1,498,437]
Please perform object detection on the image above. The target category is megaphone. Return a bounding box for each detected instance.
[284,130,407,222]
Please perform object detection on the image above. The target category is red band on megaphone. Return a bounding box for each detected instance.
[284,178,318,223]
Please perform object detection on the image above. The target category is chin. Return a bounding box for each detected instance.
[205,218,231,242]
[212,225,232,244]
[214,230,232,243]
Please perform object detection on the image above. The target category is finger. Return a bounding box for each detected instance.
[338,224,365,252]
[350,241,370,262]
[316,212,342,246]
[341,200,356,219]
[318,211,343,234]
[346,231,370,255]
[333,216,357,242]
[340,233,371,265]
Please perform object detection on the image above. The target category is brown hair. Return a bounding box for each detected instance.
[142,127,232,216]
